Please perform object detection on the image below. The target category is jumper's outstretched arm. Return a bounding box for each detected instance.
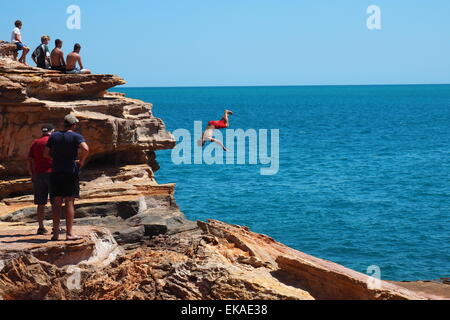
[210,138,228,152]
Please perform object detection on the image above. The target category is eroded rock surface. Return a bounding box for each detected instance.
[0,95,175,179]
[0,41,448,300]
[0,40,176,219]
[0,41,125,102]
[1,219,448,300]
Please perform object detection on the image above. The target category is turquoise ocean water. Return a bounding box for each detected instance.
[117,85,450,281]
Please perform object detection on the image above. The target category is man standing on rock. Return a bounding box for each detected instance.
[44,115,89,241]
[28,124,54,235]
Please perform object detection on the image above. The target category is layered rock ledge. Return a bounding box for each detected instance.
[0,41,448,300]
[1,219,448,300]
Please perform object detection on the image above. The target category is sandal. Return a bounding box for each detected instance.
[51,228,66,235]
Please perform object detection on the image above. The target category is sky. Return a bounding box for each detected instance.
[1,0,450,87]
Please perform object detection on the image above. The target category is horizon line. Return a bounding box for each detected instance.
[117,83,450,89]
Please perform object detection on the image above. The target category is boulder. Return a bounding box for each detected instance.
[113,225,146,244]
[0,41,18,60]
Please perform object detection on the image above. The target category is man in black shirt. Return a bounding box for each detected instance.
[44,115,90,241]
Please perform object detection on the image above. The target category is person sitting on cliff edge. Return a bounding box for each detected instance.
[32,35,51,69]
[10,20,30,65]
[50,39,66,73]
[66,43,91,74]
[198,110,233,151]
[44,115,89,241]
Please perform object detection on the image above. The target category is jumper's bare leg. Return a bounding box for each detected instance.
[221,110,233,126]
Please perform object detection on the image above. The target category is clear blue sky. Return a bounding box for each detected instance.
[1,0,449,87]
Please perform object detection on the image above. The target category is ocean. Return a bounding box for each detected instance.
[116,85,450,281]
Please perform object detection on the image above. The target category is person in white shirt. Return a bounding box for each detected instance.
[11,20,30,65]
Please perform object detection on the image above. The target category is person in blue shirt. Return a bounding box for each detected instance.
[44,114,89,241]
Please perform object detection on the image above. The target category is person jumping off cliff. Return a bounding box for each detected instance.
[198,110,233,151]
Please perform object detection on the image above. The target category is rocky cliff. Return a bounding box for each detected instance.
[0,41,448,300]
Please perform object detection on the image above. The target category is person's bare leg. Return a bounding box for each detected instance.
[23,47,29,65]
[221,109,233,127]
[222,111,229,126]
[81,69,91,74]
[51,197,63,240]
[19,47,29,65]
[36,204,47,232]
[65,198,81,240]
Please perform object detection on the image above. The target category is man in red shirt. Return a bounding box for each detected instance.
[28,124,54,235]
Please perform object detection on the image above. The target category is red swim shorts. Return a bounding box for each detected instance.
[208,120,228,129]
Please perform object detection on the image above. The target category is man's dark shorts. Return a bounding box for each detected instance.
[15,42,25,50]
[50,172,80,198]
[32,173,51,205]
[51,65,67,73]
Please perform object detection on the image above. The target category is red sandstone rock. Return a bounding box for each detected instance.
[1,220,448,300]
[0,39,448,301]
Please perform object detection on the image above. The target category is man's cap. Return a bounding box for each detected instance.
[41,124,54,133]
[64,114,79,125]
